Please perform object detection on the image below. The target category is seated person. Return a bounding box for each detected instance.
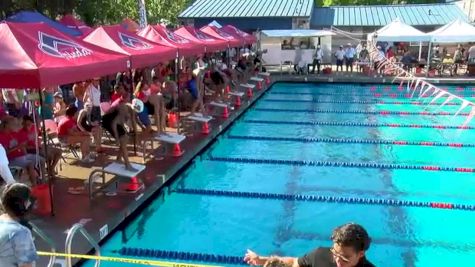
[57,106,93,163]
[20,115,61,175]
[102,99,142,171]
[0,116,43,186]
[53,92,67,119]
[77,103,103,153]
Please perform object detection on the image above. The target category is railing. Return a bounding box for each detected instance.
[30,222,56,267]
[65,223,101,267]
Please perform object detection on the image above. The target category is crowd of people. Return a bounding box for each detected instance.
[0,47,261,183]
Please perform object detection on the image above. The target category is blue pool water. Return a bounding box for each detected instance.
[85,83,475,267]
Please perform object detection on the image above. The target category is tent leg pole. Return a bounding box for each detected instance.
[38,90,55,216]
[175,54,181,134]
[418,41,422,61]
[426,42,432,78]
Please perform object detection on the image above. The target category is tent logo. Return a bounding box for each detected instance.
[38,32,92,59]
[165,30,190,44]
[119,32,152,50]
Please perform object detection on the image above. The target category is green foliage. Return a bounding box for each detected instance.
[316,0,440,6]
[1,0,193,26]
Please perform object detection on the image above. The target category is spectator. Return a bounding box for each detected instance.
[244,223,374,267]
[344,43,356,72]
[0,143,16,184]
[0,183,38,267]
[57,105,93,163]
[39,87,54,120]
[53,92,67,118]
[454,46,463,75]
[83,78,102,131]
[310,45,323,74]
[77,103,103,153]
[72,81,87,110]
[334,46,345,72]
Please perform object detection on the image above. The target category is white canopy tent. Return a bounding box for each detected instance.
[262,29,335,38]
[369,18,430,42]
[429,19,475,43]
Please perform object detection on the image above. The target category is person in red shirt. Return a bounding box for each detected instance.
[134,82,165,135]
[0,116,41,186]
[57,106,93,163]
[20,115,61,175]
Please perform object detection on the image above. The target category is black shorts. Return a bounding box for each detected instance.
[211,71,224,85]
[91,106,101,123]
[102,110,126,139]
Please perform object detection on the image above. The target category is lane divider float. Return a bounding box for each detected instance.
[118,247,244,265]
[207,155,475,173]
[243,119,474,130]
[269,92,475,98]
[263,99,460,106]
[226,135,473,148]
[175,188,474,211]
[254,108,469,116]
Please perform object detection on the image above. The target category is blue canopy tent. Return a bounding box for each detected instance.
[7,11,82,37]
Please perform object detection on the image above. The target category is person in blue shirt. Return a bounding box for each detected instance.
[344,43,356,72]
[0,183,38,267]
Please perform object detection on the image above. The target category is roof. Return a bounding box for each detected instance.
[311,3,468,27]
[179,0,314,18]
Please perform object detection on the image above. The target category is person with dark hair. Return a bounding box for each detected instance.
[244,223,374,267]
[0,183,37,267]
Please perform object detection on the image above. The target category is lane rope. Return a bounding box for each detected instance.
[254,108,469,116]
[226,135,473,148]
[175,188,474,211]
[263,99,460,105]
[207,155,475,173]
[37,251,223,267]
[118,247,244,265]
[269,91,475,98]
[243,119,474,130]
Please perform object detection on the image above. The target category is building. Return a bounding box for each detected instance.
[178,0,314,31]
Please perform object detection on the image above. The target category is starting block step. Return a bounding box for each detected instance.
[155,132,186,144]
[229,91,244,97]
[258,72,270,77]
[251,77,264,82]
[103,162,146,177]
[240,83,255,89]
[210,101,228,108]
[188,113,213,122]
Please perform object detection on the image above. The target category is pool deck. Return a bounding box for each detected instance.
[34,72,475,266]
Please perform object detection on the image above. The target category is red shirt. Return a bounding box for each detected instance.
[150,83,160,95]
[18,126,38,148]
[0,131,26,159]
[111,92,122,103]
[57,116,77,137]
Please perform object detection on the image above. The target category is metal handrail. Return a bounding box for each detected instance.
[65,223,101,267]
[30,222,56,267]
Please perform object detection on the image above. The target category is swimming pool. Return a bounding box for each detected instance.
[84,82,475,267]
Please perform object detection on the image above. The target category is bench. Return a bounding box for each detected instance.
[87,162,146,200]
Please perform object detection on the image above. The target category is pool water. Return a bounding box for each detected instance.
[84,83,475,267]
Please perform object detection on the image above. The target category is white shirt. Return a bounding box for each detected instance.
[345,47,356,59]
[314,49,323,60]
[87,84,101,106]
[335,50,345,60]
[0,144,15,184]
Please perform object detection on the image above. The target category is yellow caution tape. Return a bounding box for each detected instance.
[37,251,223,267]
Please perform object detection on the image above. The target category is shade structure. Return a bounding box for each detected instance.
[83,25,177,69]
[137,25,204,56]
[58,14,93,36]
[7,10,83,37]
[222,25,256,45]
[371,18,430,42]
[174,26,228,53]
[429,19,475,43]
[0,22,129,88]
[200,25,242,47]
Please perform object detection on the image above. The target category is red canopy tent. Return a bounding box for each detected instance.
[200,25,243,47]
[222,25,256,45]
[0,22,129,88]
[174,26,227,53]
[83,25,177,69]
[137,25,203,56]
[58,14,93,36]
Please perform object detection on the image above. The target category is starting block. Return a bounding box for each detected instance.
[155,132,186,157]
[86,162,146,200]
[187,113,213,134]
[209,101,230,118]
[258,72,271,85]
[250,77,264,89]
[229,91,245,107]
[240,83,255,98]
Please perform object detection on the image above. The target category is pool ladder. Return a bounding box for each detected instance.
[30,222,56,267]
[65,223,101,267]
